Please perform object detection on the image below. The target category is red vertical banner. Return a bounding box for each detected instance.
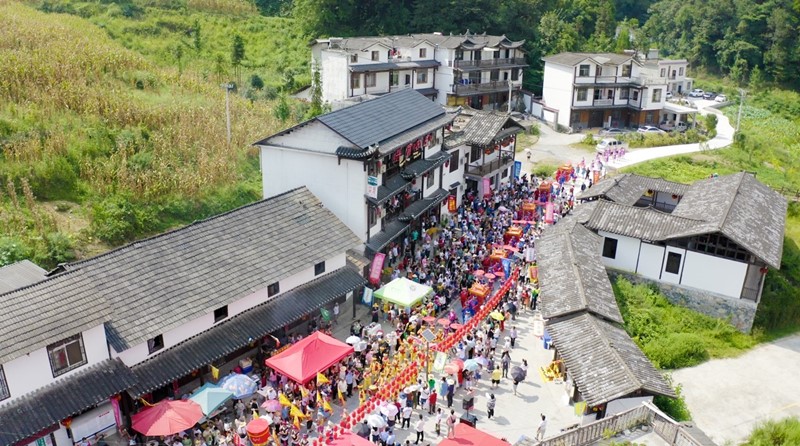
[593,170,601,185]
[545,201,554,224]
[447,195,457,213]
[369,253,386,285]
[110,395,122,430]
[482,177,491,196]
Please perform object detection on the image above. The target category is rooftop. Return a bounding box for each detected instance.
[576,173,690,205]
[0,259,47,293]
[444,110,524,148]
[542,52,636,67]
[321,31,525,52]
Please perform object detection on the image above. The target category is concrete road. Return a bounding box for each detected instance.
[671,334,800,444]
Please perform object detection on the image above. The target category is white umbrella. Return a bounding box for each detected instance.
[346,335,361,345]
[380,404,398,418]
[354,341,369,352]
[366,414,387,429]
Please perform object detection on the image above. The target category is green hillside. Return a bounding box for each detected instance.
[0,1,308,268]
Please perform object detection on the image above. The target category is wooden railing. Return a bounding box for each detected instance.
[453,57,527,69]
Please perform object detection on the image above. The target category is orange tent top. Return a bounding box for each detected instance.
[264,331,354,384]
[438,424,508,446]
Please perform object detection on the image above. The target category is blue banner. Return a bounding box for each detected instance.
[513,160,522,179]
[502,258,512,278]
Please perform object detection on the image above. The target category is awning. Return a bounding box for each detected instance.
[128,268,366,397]
[663,102,698,114]
[400,151,449,180]
[373,277,433,307]
[0,359,137,446]
[417,87,439,97]
[438,424,508,446]
[379,113,458,155]
[366,219,410,254]
[350,59,440,73]
[399,189,449,222]
[264,332,354,384]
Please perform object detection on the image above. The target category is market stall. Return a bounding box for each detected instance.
[373,277,433,308]
[189,383,233,417]
[264,331,354,384]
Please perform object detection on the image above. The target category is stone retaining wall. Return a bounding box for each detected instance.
[608,270,757,333]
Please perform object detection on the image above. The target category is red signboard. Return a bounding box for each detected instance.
[447,195,457,213]
[545,201,554,224]
[369,253,386,285]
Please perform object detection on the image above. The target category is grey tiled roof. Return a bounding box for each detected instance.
[0,259,47,293]
[399,189,449,222]
[537,221,623,323]
[582,200,710,242]
[577,173,690,205]
[0,359,137,445]
[400,151,449,180]
[317,89,445,149]
[547,313,675,406]
[0,268,111,364]
[671,172,786,268]
[368,174,411,205]
[60,187,361,352]
[447,111,525,147]
[324,33,525,52]
[366,219,410,253]
[128,267,365,397]
[543,52,635,67]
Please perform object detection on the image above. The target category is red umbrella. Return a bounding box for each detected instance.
[437,318,451,327]
[132,400,203,436]
[450,323,463,330]
[444,363,459,375]
[422,316,436,324]
[449,358,465,370]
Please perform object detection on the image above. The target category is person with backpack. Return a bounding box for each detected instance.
[446,410,457,439]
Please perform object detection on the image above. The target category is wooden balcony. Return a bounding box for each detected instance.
[465,154,514,177]
[454,80,521,96]
[453,57,527,70]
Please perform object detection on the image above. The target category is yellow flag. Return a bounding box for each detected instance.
[279,393,292,407]
[317,372,330,385]
[300,386,309,398]
[323,400,333,413]
[316,392,322,406]
[293,416,301,429]
[210,365,220,381]
[290,404,305,419]
[338,388,345,403]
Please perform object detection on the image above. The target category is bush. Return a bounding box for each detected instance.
[744,417,800,445]
[29,156,80,201]
[654,375,692,421]
[249,74,264,90]
[532,163,558,178]
[91,195,157,244]
[36,232,76,268]
[642,333,709,369]
[0,237,33,267]
[580,133,596,145]
[528,123,540,136]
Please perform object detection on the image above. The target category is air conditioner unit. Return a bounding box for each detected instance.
[380,164,387,173]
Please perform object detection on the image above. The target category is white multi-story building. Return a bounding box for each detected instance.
[311,31,527,111]
[541,51,693,130]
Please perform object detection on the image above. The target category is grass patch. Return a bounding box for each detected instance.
[531,163,559,178]
[613,277,757,369]
[743,417,800,445]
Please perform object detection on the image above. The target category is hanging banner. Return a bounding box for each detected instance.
[447,195,457,213]
[369,253,385,285]
[545,201,554,224]
[366,176,378,199]
[501,258,512,278]
[513,160,522,179]
[528,265,538,280]
[110,396,122,431]
[432,352,448,373]
[362,287,374,305]
[482,177,491,196]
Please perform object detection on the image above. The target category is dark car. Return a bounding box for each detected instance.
[703,91,717,100]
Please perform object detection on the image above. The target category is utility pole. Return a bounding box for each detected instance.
[736,88,746,132]
[221,83,234,145]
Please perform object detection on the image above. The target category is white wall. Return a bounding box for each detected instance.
[265,121,350,156]
[2,324,109,404]
[637,242,665,280]
[681,251,747,299]
[660,246,686,284]
[542,63,575,128]
[320,51,348,102]
[598,231,640,272]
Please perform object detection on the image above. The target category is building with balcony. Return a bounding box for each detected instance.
[444,109,525,196]
[541,51,691,130]
[311,31,527,111]
[256,89,463,256]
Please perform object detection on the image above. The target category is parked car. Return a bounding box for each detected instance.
[703,91,717,100]
[688,89,705,98]
[638,126,667,134]
[599,127,626,136]
[660,121,689,132]
[715,94,728,103]
[596,138,627,152]
[665,91,673,100]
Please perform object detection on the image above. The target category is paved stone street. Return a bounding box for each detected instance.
[672,333,800,445]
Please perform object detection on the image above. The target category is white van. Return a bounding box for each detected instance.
[596,138,626,152]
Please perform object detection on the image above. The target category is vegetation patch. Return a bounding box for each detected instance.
[744,417,800,446]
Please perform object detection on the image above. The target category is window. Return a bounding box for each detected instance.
[425,171,435,189]
[490,70,499,81]
[268,282,280,297]
[578,64,590,77]
[652,89,662,102]
[351,74,360,89]
[596,66,602,76]
[503,72,509,81]
[679,67,684,76]
[470,145,481,162]
[455,49,463,60]
[593,89,601,100]
[366,73,376,88]
[632,90,639,101]
[620,88,629,99]
[314,261,326,276]
[622,64,632,77]
[371,50,379,61]
[416,70,428,84]
[390,72,399,87]
[511,68,519,81]
[350,54,357,63]
[47,334,87,377]
[645,111,655,124]
[665,252,682,274]
[576,88,587,101]
[0,366,9,401]
[404,74,411,86]
[502,168,509,178]
[419,48,427,58]
[660,68,666,77]
[147,335,164,354]
[368,206,377,227]
[214,306,228,323]
[602,237,618,259]
[607,89,614,99]
[449,150,459,173]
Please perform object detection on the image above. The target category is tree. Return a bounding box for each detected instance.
[274,94,291,122]
[171,43,184,75]
[192,19,202,51]
[538,11,579,55]
[306,63,324,119]
[749,65,765,90]
[729,56,749,87]
[249,74,264,90]
[231,34,246,85]
[212,54,228,83]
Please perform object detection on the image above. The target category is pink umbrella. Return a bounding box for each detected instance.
[422,316,436,324]
[450,323,463,330]
[261,399,282,412]
[131,400,203,436]
[495,271,505,278]
[485,273,496,280]
[474,270,485,277]
[437,318,451,327]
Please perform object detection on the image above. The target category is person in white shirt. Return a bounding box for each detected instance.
[401,405,413,429]
[414,414,426,444]
[536,414,547,440]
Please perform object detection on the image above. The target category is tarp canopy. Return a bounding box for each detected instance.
[189,383,233,415]
[373,277,433,308]
[264,331,354,384]
[438,424,508,446]
[328,432,375,446]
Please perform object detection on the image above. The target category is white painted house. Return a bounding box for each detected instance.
[541,51,693,130]
[256,89,464,255]
[311,31,527,111]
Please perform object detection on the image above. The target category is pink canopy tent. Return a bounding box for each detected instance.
[437,424,508,446]
[264,331,354,384]
[327,432,374,446]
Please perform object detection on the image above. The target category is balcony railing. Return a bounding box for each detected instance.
[453,57,527,69]
[466,155,514,177]
[574,75,667,86]
[453,80,521,95]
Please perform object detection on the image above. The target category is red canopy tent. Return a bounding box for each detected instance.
[437,424,508,446]
[264,331,354,384]
[326,432,374,446]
